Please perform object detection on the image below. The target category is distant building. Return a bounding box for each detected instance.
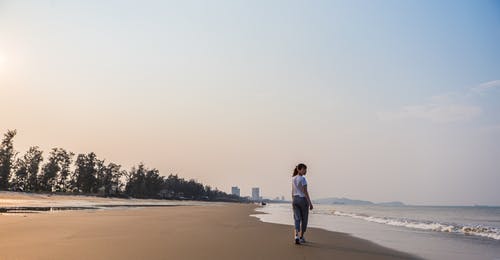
[159,189,174,199]
[281,196,285,201]
[252,187,260,201]
[97,185,119,196]
[231,186,240,197]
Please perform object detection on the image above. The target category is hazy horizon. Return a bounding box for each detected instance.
[1,0,499,206]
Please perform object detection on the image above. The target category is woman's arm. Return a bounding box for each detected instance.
[302,185,313,210]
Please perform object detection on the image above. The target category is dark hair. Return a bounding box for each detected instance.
[292,163,307,177]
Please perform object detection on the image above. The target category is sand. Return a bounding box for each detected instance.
[0,191,199,208]
[0,203,419,260]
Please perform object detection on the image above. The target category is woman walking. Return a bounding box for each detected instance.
[292,163,313,244]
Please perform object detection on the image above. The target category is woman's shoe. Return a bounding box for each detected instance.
[299,237,306,243]
[295,236,300,244]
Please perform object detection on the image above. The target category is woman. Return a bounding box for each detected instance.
[292,163,313,244]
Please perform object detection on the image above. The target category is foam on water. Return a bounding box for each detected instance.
[331,210,500,241]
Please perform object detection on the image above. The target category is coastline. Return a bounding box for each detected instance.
[0,201,419,260]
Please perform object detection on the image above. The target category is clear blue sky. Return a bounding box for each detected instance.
[1,0,499,205]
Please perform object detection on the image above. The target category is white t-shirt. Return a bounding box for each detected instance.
[292,175,308,197]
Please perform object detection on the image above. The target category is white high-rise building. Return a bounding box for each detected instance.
[231,186,240,197]
[251,187,260,201]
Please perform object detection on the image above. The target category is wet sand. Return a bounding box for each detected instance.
[0,202,419,260]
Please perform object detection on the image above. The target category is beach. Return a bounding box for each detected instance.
[0,198,418,260]
[256,203,500,260]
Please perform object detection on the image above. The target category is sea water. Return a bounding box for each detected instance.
[252,203,500,260]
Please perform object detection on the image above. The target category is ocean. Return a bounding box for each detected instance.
[252,203,500,260]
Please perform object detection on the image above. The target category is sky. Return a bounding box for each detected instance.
[1,0,499,205]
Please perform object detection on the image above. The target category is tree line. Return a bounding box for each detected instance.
[0,130,244,202]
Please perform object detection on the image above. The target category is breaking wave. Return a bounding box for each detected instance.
[331,210,500,241]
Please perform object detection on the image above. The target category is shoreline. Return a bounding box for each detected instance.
[0,202,420,260]
[252,203,500,260]
[248,204,422,260]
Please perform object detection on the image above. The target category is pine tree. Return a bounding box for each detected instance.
[12,146,43,191]
[0,130,17,190]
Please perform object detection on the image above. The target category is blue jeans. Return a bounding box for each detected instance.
[292,196,309,234]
